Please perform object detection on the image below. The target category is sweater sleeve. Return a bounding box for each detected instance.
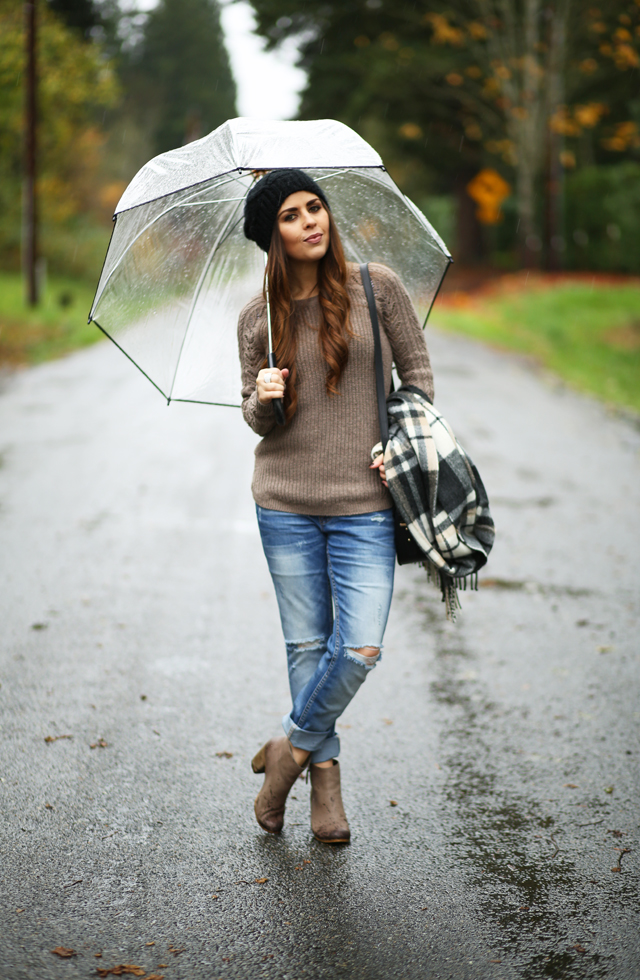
[237,297,277,436]
[369,262,435,402]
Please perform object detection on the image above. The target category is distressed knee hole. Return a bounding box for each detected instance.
[354,646,380,659]
[285,637,327,672]
[344,646,381,669]
[285,636,327,654]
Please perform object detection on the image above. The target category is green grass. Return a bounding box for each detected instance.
[0,271,101,365]
[433,277,640,414]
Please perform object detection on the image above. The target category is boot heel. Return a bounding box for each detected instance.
[251,744,267,773]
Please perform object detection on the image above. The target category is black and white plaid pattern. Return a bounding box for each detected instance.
[383,385,495,585]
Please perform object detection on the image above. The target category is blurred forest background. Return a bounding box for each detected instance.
[1,0,639,409]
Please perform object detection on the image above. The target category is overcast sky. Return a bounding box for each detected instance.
[129,0,305,119]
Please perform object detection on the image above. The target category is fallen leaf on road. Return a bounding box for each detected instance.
[489,959,502,964]
[211,894,218,899]
[572,944,586,953]
[90,738,108,749]
[382,718,393,725]
[157,966,168,969]
[607,829,626,838]
[15,909,24,913]
[598,645,613,653]
[95,954,102,958]
[215,751,233,758]
[167,945,185,956]
[144,942,155,946]
[519,906,530,911]
[255,877,268,884]
[146,975,164,980]
[303,859,311,864]
[96,966,145,977]
[604,786,614,794]
[140,695,147,701]
[45,803,54,810]
[563,783,578,788]
[612,846,631,872]
[44,735,72,743]
[51,947,76,958]
[31,622,48,630]
[389,800,398,807]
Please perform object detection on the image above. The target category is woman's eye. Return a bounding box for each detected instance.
[309,205,321,212]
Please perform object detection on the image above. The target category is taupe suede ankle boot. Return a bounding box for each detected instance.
[252,737,304,834]
[310,761,350,844]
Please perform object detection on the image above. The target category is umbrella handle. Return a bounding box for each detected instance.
[268,352,286,427]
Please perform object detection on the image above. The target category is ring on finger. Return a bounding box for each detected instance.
[263,372,272,384]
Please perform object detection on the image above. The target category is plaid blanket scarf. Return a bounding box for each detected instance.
[381,385,495,618]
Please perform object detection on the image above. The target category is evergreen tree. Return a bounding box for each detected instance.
[133,0,237,155]
[248,0,640,266]
[47,0,101,37]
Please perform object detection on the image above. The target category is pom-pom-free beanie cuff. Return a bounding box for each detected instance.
[243,168,329,253]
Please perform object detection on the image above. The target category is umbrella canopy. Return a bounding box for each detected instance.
[90,117,451,408]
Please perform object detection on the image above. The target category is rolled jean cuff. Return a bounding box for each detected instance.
[309,736,341,764]
[282,713,340,760]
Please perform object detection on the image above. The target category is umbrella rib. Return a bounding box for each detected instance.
[167,197,245,403]
[423,257,453,329]
[91,320,169,400]
[171,397,241,408]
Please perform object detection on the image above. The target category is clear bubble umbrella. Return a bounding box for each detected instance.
[89,117,451,408]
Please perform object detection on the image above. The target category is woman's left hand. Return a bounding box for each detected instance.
[370,453,388,488]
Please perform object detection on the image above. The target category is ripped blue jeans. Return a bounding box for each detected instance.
[256,506,396,764]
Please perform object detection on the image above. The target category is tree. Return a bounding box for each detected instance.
[0,0,119,270]
[127,0,237,155]
[46,0,103,37]
[248,0,640,266]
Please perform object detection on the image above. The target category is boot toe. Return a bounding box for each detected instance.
[313,827,350,844]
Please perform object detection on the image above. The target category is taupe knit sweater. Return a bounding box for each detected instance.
[237,262,434,516]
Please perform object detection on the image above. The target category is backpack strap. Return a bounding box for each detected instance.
[359,263,389,449]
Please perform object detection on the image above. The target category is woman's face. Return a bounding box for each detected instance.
[276,190,331,263]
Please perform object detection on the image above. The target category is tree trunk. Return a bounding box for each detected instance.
[24,0,38,307]
[455,174,484,265]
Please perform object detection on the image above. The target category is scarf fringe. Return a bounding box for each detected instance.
[421,564,479,622]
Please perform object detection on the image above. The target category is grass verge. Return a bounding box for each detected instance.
[0,272,101,366]
[433,273,640,414]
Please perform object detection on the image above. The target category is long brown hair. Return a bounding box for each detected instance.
[263,207,352,423]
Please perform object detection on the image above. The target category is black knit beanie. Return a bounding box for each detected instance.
[243,168,330,253]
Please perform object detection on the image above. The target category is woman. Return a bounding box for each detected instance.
[238,168,434,844]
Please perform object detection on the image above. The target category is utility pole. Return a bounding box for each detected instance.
[24,0,38,306]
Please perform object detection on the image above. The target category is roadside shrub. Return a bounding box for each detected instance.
[564,163,640,272]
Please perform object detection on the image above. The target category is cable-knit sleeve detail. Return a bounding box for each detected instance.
[237,296,277,436]
[368,262,435,402]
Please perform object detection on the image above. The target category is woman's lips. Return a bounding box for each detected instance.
[305,233,322,244]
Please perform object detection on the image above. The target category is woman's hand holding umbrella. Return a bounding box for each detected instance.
[257,367,289,406]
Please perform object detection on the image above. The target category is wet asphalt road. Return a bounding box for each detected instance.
[0,328,638,980]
